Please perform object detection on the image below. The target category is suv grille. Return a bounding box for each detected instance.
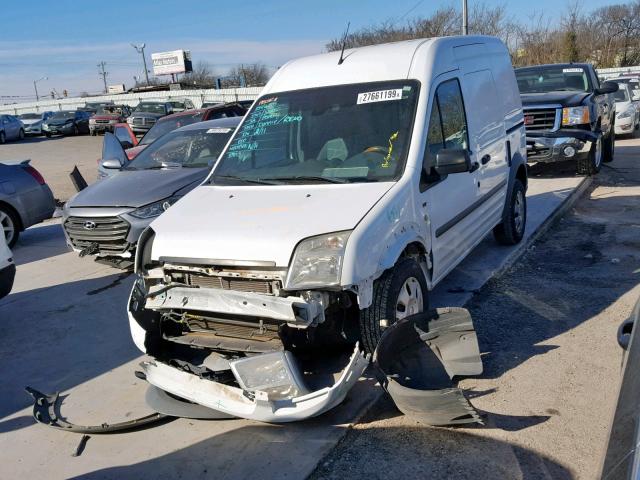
[185,273,276,294]
[64,216,130,254]
[523,108,559,132]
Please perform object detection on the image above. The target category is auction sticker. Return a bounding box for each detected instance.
[563,68,583,73]
[357,89,403,104]
[207,128,232,134]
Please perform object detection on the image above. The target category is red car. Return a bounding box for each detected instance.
[89,105,132,136]
[112,102,246,160]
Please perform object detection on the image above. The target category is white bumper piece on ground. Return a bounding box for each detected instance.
[141,344,369,423]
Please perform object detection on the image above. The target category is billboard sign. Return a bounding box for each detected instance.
[151,50,193,76]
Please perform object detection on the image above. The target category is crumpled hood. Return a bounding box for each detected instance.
[521,91,590,107]
[20,118,41,126]
[68,168,208,208]
[149,182,394,267]
[47,118,74,126]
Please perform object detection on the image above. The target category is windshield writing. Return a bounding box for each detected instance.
[212,81,419,185]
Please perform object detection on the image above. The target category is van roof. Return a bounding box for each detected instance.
[263,35,506,94]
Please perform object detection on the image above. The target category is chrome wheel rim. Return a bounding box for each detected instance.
[594,137,602,168]
[514,190,525,234]
[395,276,424,321]
[0,210,15,245]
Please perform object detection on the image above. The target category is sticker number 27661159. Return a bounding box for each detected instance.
[357,89,403,105]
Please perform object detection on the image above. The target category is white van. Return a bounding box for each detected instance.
[128,35,527,422]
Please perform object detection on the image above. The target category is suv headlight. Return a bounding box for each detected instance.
[562,106,590,125]
[129,196,181,219]
[285,231,351,290]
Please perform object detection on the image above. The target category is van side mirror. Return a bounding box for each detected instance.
[595,82,619,95]
[101,159,122,169]
[435,149,472,175]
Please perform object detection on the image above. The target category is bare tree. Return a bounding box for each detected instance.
[224,63,271,87]
[182,61,218,87]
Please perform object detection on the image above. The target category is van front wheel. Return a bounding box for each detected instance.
[359,257,429,354]
[493,178,526,245]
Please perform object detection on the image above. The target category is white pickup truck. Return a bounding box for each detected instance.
[128,35,527,422]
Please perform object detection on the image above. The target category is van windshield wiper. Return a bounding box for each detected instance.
[261,175,348,184]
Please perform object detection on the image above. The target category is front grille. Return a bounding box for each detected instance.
[64,216,130,254]
[132,118,144,125]
[185,273,276,294]
[523,108,559,132]
[95,119,110,124]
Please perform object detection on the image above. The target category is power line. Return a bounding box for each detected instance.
[97,61,108,93]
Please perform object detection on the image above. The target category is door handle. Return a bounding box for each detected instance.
[481,154,491,165]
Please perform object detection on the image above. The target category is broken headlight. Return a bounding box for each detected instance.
[229,351,308,400]
[285,231,351,290]
[562,106,590,125]
[130,196,181,219]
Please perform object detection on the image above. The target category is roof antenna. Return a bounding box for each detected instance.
[338,22,351,65]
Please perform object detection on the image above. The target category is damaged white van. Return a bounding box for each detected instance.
[128,35,527,422]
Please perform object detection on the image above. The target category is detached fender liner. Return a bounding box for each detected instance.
[374,307,483,426]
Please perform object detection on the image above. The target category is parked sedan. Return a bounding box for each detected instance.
[18,112,54,136]
[127,101,174,135]
[63,117,240,265]
[0,160,56,247]
[43,110,91,137]
[168,98,195,112]
[0,115,25,143]
[613,83,639,136]
[0,231,15,299]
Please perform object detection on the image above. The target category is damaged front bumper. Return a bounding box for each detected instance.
[140,344,369,423]
[526,129,597,163]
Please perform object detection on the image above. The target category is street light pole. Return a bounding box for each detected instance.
[33,76,48,101]
[131,43,150,85]
[462,0,468,35]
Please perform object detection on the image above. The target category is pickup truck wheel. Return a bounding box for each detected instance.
[493,178,526,245]
[359,257,429,354]
[603,130,615,163]
[577,135,602,175]
[0,132,5,144]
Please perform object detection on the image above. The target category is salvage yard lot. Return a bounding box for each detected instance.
[1,135,639,479]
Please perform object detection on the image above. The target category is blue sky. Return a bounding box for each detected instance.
[0,0,622,100]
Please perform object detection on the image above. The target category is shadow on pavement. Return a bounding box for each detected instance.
[11,222,69,266]
[0,272,138,419]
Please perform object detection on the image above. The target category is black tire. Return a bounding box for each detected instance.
[90,129,96,136]
[0,131,5,144]
[73,124,79,136]
[603,130,615,163]
[576,135,603,175]
[359,257,429,354]
[0,205,20,248]
[18,129,25,141]
[493,178,527,246]
[45,132,51,138]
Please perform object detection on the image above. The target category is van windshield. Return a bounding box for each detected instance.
[210,81,419,185]
[516,66,591,93]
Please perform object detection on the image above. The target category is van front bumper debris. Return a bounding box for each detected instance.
[140,344,369,423]
[526,131,596,164]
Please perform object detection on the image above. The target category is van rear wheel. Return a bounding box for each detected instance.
[493,178,526,245]
[359,257,429,354]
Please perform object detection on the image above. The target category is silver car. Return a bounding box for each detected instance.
[0,115,25,143]
[62,116,240,266]
[0,160,56,247]
[18,112,54,136]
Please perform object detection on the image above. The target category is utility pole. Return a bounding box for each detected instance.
[33,76,48,101]
[462,0,468,35]
[131,43,150,85]
[97,61,108,93]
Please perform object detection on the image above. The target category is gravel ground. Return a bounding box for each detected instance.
[311,137,640,479]
[0,135,101,202]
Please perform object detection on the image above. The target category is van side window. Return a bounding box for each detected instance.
[437,79,468,150]
[422,78,468,177]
